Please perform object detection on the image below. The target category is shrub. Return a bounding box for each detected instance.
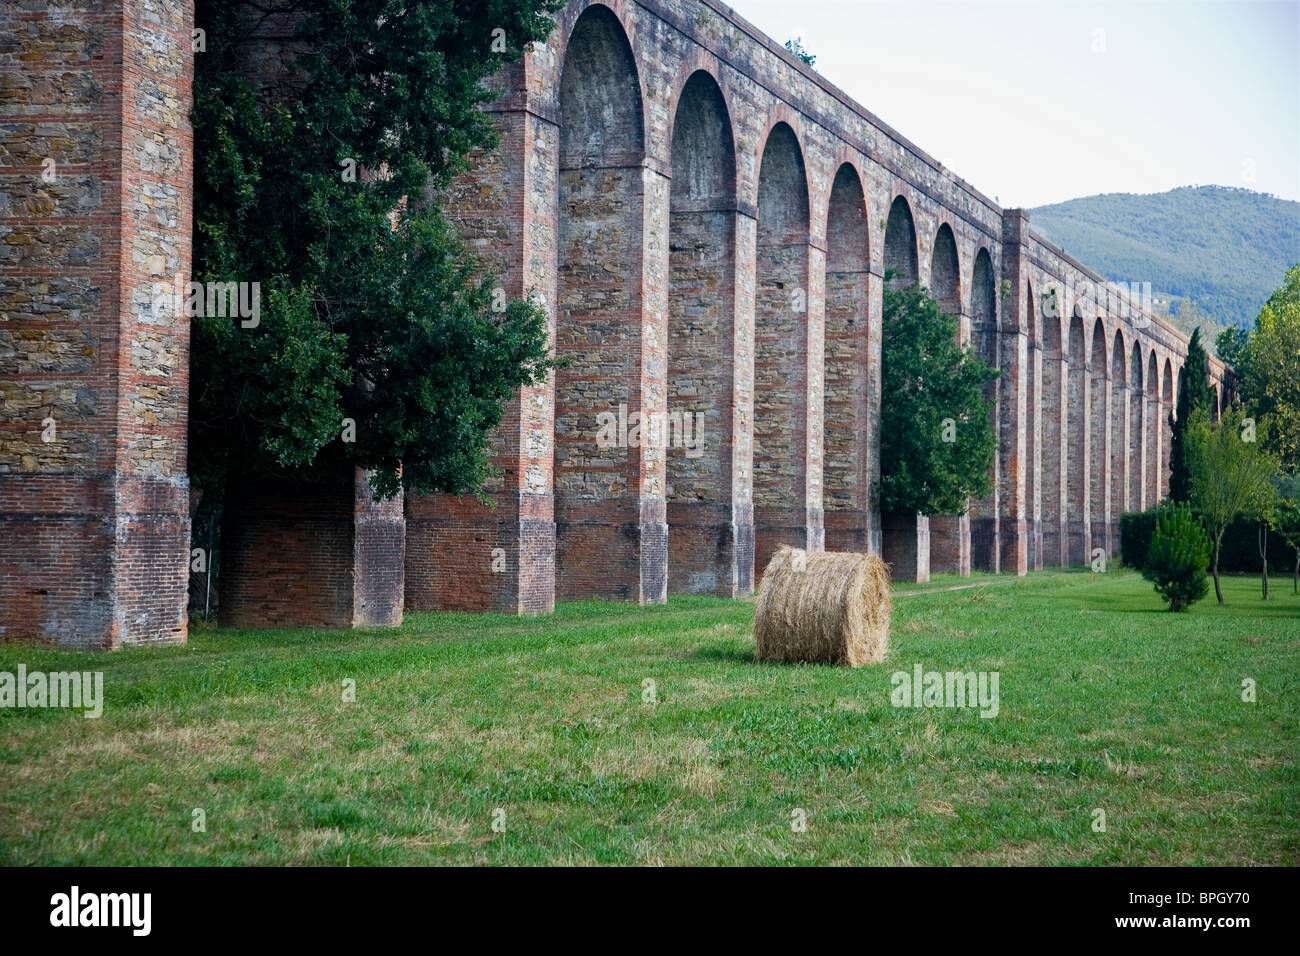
[1141,503,1211,611]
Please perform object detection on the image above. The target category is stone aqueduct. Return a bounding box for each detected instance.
[0,0,1228,648]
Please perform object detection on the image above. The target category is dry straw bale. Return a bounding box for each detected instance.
[753,546,891,666]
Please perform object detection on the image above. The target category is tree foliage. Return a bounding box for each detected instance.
[1275,474,1300,596]
[877,277,999,516]
[1186,406,1279,604]
[1141,503,1210,612]
[1236,265,1300,475]
[191,0,563,499]
[1167,327,1214,502]
[784,36,816,66]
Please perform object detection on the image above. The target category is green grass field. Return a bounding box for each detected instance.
[1,569,1296,865]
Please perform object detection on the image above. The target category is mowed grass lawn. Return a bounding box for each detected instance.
[1,569,1297,865]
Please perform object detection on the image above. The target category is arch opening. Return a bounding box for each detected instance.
[822,163,872,554]
[753,122,811,571]
[883,196,918,286]
[667,69,739,595]
[555,5,648,601]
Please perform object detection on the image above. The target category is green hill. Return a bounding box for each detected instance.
[1027,186,1299,334]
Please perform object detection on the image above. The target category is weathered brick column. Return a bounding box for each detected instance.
[1028,331,1044,571]
[0,0,193,648]
[1042,311,1067,566]
[1147,360,1162,506]
[1066,316,1090,566]
[1160,363,1174,500]
[406,60,557,614]
[997,215,1030,575]
[221,470,403,629]
[1088,335,1110,563]
[1109,350,1129,559]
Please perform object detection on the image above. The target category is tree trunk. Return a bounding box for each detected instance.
[1213,541,1224,606]
[1259,523,1269,600]
[1293,548,1299,596]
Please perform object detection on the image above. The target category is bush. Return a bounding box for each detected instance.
[1141,503,1211,611]
[1121,507,1291,572]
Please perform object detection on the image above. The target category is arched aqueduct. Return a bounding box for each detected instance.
[0,0,1227,647]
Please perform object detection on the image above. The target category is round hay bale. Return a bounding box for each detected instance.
[753,546,891,666]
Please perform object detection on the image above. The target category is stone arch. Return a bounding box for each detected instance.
[1129,341,1144,510]
[666,68,740,596]
[1040,288,1065,565]
[929,223,960,316]
[554,3,650,602]
[558,4,645,168]
[823,162,872,553]
[753,121,812,571]
[1066,310,1087,564]
[970,247,998,572]
[884,194,918,286]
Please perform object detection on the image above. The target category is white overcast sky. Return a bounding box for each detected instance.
[727,0,1300,207]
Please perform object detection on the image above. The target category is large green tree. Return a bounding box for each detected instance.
[1167,327,1214,502]
[191,0,562,500]
[877,278,999,516]
[1237,265,1300,474]
[1186,406,1279,605]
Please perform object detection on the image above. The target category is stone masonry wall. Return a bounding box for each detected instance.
[3,0,1230,642]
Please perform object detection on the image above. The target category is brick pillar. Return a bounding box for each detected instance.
[405,72,557,614]
[1110,372,1129,559]
[731,209,758,593]
[867,267,884,558]
[1042,322,1067,566]
[1067,331,1089,566]
[1148,384,1161,506]
[221,470,403,629]
[1089,358,1109,565]
[996,260,1029,576]
[805,242,826,556]
[1028,337,1044,570]
[0,0,193,649]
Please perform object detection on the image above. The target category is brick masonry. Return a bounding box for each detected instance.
[1,0,193,648]
[2,0,1230,644]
